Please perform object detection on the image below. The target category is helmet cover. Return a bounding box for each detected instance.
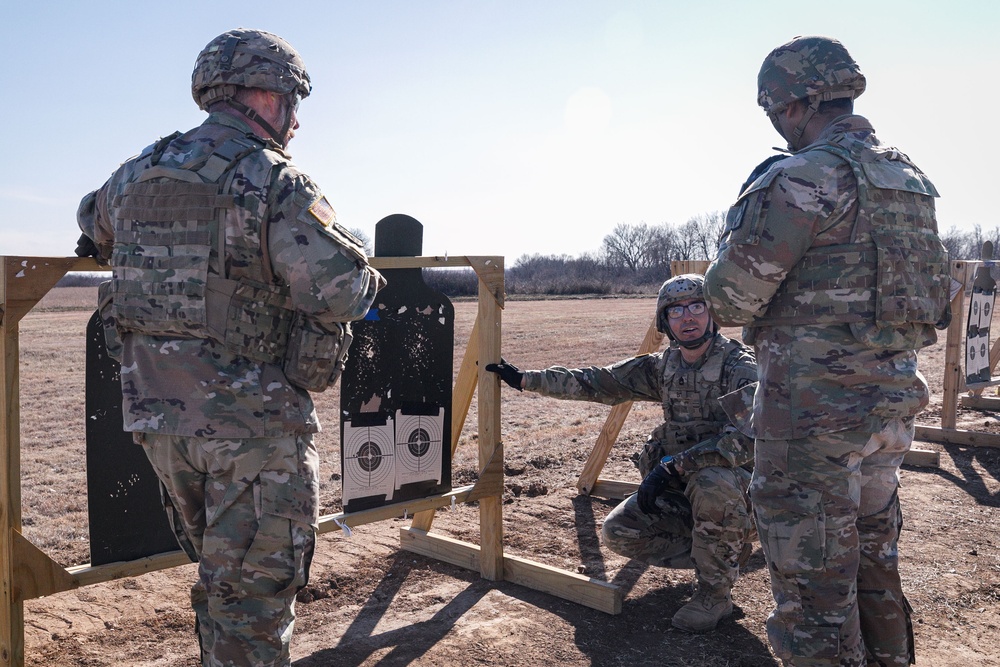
[192,28,311,111]
[757,35,866,116]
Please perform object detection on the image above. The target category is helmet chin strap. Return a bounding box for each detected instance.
[677,327,715,349]
[272,97,295,146]
[787,89,856,151]
[225,98,287,146]
[787,99,820,151]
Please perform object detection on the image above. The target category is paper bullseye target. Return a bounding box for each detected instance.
[342,415,395,502]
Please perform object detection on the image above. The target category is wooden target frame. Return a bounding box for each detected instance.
[0,254,620,667]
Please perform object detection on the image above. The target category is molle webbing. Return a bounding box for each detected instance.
[752,140,947,328]
[110,134,298,347]
[660,421,726,449]
[753,243,878,326]
[112,176,231,337]
[109,131,351,391]
[115,181,233,223]
[657,339,731,452]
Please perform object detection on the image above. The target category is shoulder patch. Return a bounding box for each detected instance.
[308,196,337,228]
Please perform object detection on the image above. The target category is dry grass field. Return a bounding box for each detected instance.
[11,286,1000,666]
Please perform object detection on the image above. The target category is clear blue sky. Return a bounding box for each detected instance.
[4,1,997,263]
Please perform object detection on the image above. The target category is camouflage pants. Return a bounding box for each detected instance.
[601,465,753,591]
[751,417,915,667]
[140,432,320,667]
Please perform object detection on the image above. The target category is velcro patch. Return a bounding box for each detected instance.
[308,196,337,228]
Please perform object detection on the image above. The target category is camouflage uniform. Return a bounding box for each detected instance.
[77,29,382,667]
[704,36,949,667]
[524,332,757,594]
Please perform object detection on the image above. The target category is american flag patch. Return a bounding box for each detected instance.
[308,197,337,228]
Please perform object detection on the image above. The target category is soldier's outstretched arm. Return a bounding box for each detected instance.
[521,354,662,405]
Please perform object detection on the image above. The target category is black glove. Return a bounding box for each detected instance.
[636,457,681,514]
[75,233,100,258]
[485,358,524,391]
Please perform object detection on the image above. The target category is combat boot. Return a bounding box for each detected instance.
[671,586,733,633]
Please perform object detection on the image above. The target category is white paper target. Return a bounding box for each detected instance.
[342,415,396,504]
[394,407,444,487]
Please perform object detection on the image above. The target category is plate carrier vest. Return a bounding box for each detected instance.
[746,135,950,339]
[102,132,353,392]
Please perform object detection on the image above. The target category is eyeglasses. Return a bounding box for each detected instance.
[666,301,707,319]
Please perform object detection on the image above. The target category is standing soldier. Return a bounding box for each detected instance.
[704,36,950,666]
[75,29,384,666]
[486,275,757,632]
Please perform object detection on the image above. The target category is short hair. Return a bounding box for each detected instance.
[817,96,853,115]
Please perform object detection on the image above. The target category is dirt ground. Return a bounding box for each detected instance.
[13,287,1000,666]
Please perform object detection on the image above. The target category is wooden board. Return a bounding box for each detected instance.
[914,425,1000,450]
[399,528,622,615]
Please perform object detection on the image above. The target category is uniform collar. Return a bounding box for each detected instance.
[796,114,876,153]
[204,111,288,155]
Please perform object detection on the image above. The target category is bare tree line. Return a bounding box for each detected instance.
[501,218,994,297]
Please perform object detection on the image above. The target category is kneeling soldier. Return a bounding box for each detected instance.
[487,274,757,632]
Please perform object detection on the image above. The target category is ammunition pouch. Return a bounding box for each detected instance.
[282,315,353,393]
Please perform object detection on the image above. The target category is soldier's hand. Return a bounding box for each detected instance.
[485,358,524,391]
[75,233,100,258]
[636,457,681,514]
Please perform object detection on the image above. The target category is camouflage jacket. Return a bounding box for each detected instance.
[523,333,757,472]
[78,112,381,438]
[705,115,939,439]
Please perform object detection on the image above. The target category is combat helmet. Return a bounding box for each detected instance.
[655,274,716,349]
[757,36,865,149]
[191,28,311,144]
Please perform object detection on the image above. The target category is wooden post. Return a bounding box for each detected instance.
[0,258,23,667]
[0,257,78,666]
[941,260,972,429]
[476,259,504,581]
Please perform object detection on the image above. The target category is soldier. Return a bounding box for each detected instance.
[486,274,757,632]
[75,29,384,666]
[704,36,950,666]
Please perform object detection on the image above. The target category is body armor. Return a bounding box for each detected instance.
[638,336,748,476]
[106,132,353,392]
[749,135,949,346]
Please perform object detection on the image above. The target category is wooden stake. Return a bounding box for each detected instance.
[942,261,972,429]
[477,260,504,581]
